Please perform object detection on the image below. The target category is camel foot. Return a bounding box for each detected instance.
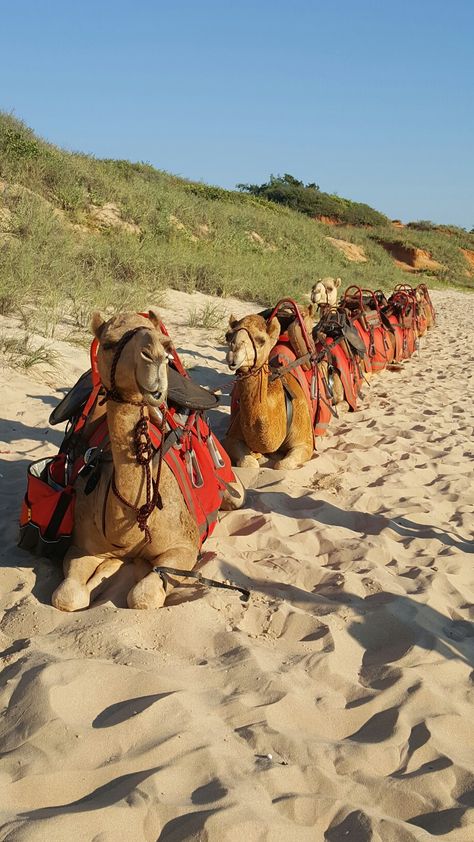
[273,454,310,470]
[52,579,91,612]
[236,455,260,470]
[127,571,167,609]
[273,457,299,470]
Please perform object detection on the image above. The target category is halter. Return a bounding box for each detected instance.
[225,325,258,370]
[102,325,167,543]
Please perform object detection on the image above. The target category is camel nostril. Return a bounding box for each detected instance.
[141,349,155,363]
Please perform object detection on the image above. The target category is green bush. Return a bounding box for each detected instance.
[237,174,388,226]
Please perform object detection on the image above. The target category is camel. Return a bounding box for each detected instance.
[310,277,342,315]
[415,284,435,332]
[223,312,315,470]
[52,310,244,613]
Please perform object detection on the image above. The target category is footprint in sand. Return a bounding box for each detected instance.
[325,809,373,842]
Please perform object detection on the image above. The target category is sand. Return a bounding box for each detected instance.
[0,288,473,841]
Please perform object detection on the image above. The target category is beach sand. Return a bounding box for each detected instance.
[0,288,473,841]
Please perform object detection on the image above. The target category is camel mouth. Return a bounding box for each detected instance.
[144,390,165,407]
[139,386,166,407]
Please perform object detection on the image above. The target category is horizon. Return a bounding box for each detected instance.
[1,0,473,229]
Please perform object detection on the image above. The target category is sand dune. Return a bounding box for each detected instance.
[0,288,473,841]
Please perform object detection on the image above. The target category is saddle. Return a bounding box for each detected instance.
[312,306,363,411]
[266,298,334,437]
[339,286,394,372]
[313,306,367,358]
[49,362,218,426]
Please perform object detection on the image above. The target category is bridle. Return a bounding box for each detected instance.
[225,326,257,370]
[103,325,167,543]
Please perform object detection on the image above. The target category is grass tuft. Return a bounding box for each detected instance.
[187,302,228,329]
[0,334,60,371]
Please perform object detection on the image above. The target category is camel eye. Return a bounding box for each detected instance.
[255,335,266,347]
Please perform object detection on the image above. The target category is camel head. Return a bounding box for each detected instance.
[225,313,280,372]
[310,277,341,308]
[91,310,173,407]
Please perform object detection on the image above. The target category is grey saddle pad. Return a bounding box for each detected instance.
[313,313,367,358]
[49,366,219,426]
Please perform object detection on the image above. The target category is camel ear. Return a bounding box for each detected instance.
[335,277,342,288]
[91,312,106,340]
[148,309,173,355]
[228,314,239,329]
[267,317,280,344]
[161,335,174,355]
[148,308,163,329]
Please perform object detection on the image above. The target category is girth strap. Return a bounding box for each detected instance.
[282,381,295,437]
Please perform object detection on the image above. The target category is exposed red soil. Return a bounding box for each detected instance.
[461,248,474,273]
[312,215,341,225]
[379,240,442,272]
[325,237,367,262]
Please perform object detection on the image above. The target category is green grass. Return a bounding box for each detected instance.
[0,334,60,371]
[186,302,229,330]
[1,112,472,341]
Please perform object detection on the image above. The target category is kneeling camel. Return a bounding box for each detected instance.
[52,311,243,613]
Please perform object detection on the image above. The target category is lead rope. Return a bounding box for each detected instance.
[111,407,166,543]
[104,327,167,543]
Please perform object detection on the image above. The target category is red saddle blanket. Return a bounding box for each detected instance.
[271,341,333,438]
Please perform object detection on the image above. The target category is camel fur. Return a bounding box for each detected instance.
[310,277,341,316]
[52,310,244,613]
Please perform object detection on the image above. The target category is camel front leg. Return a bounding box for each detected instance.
[86,558,126,601]
[223,435,260,470]
[127,546,198,609]
[52,546,110,611]
[223,413,260,470]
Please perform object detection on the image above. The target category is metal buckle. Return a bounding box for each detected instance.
[207,433,225,469]
[83,447,97,466]
[185,449,204,488]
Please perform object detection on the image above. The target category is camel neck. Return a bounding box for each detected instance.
[237,365,269,411]
[106,401,150,506]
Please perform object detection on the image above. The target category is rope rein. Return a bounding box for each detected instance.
[104,326,166,543]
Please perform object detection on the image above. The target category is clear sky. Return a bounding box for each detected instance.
[1,0,473,228]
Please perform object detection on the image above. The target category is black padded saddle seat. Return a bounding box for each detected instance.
[49,365,219,426]
[313,314,367,358]
[258,308,296,334]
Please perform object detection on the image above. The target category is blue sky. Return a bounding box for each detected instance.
[1,0,473,227]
